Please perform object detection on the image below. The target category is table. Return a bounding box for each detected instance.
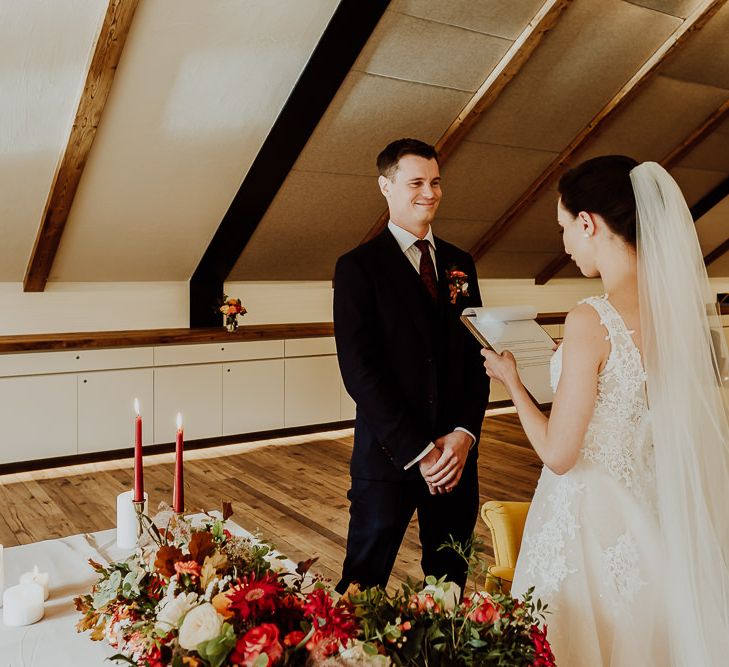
[0,519,279,667]
[1,529,125,666]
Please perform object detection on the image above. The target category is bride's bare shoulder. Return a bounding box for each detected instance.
[563,302,608,345]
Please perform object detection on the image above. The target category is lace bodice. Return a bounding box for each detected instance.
[550,295,655,504]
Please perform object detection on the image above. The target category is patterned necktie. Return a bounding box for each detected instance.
[414,239,438,301]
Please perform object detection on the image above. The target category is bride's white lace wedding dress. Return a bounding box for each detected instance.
[511,295,668,665]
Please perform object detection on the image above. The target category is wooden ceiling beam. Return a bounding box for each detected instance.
[535,97,729,284]
[23,0,140,292]
[470,0,728,265]
[359,0,574,245]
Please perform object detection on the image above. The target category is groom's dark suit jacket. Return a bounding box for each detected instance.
[334,229,489,480]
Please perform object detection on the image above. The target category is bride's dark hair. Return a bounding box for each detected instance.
[558,155,639,246]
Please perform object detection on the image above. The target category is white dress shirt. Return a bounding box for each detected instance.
[387,221,476,470]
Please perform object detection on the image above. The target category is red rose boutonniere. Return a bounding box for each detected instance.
[446,267,470,304]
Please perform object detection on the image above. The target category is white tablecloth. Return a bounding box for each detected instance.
[1,529,124,666]
[0,519,276,667]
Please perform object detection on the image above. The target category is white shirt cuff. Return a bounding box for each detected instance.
[404,442,436,470]
[455,426,476,449]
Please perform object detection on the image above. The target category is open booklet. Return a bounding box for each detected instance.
[461,305,555,405]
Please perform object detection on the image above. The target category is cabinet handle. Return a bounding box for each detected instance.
[226,368,230,372]
[221,347,225,351]
[75,355,80,360]
[82,379,87,383]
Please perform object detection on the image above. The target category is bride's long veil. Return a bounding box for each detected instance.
[633,162,729,664]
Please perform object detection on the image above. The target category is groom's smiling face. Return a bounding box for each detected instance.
[379,155,441,231]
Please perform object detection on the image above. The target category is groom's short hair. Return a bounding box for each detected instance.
[377,138,439,180]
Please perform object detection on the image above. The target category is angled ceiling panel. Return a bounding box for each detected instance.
[230,78,471,280]
[290,72,472,177]
[232,1,551,281]
[432,218,494,251]
[390,0,554,39]
[353,11,511,92]
[670,166,729,207]
[578,76,729,162]
[48,0,339,282]
[0,0,108,281]
[696,194,729,255]
[485,191,564,253]
[228,171,384,281]
[626,0,710,16]
[676,128,729,172]
[436,141,559,221]
[463,0,682,152]
[661,0,729,89]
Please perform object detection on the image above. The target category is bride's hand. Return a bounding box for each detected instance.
[482,349,520,389]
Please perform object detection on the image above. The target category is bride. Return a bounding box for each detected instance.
[482,156,729,665]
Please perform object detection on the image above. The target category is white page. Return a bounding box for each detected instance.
[463,307,555,404]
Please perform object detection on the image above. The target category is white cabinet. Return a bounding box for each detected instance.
[78,368,154,454]
[154,365,222,442]
[285,355,341,427]
[223,359,284,435]
[341,380,356,420]
[0,374,77,463]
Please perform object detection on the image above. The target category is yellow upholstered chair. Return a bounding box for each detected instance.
[480,500,531,593]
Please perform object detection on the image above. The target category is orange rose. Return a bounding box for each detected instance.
[211,591,234,620]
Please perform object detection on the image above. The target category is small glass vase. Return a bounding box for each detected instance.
[225,319,237,332]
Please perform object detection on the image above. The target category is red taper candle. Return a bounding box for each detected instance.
[173,412,184,513]
[133,398,144,502]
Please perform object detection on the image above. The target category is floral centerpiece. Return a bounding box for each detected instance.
[75,504,554,666]
[220,296,247,332]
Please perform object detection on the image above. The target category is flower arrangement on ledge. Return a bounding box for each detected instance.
[74,504,554,666]
[220,296,247,332]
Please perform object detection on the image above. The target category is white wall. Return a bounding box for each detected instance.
[0,282,188,335]
[3,277,729,335]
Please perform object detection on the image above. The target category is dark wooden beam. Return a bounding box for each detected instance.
[693,175,729,222]
[469,0,728,264]
[360,0,573,245]
[23,0,140,292]
[704,236,729,267]
[190,0,390,327]
[534,253,571,286]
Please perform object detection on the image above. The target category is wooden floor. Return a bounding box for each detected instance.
[0,410,541,590]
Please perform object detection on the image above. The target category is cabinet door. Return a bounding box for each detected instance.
[285,355,341,427]
[154,365,222,442]
[78,369,154,453]
[223,359,284,435]
[340,379,356,420]
[0,374,77,464]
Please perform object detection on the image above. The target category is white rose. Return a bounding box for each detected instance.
[155,591,199,633]
[177,602,223,650]
[419,581,461,611]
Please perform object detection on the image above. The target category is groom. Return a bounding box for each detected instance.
[334,138,489,593]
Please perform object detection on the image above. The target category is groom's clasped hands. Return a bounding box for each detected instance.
[418,430,472,495]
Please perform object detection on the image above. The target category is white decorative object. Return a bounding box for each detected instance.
[2,583,44,626]
[19,565,49,601]
[116,490,148,549]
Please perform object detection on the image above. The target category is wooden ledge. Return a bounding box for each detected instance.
[0,313,568,354]
[0,323,335,354]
